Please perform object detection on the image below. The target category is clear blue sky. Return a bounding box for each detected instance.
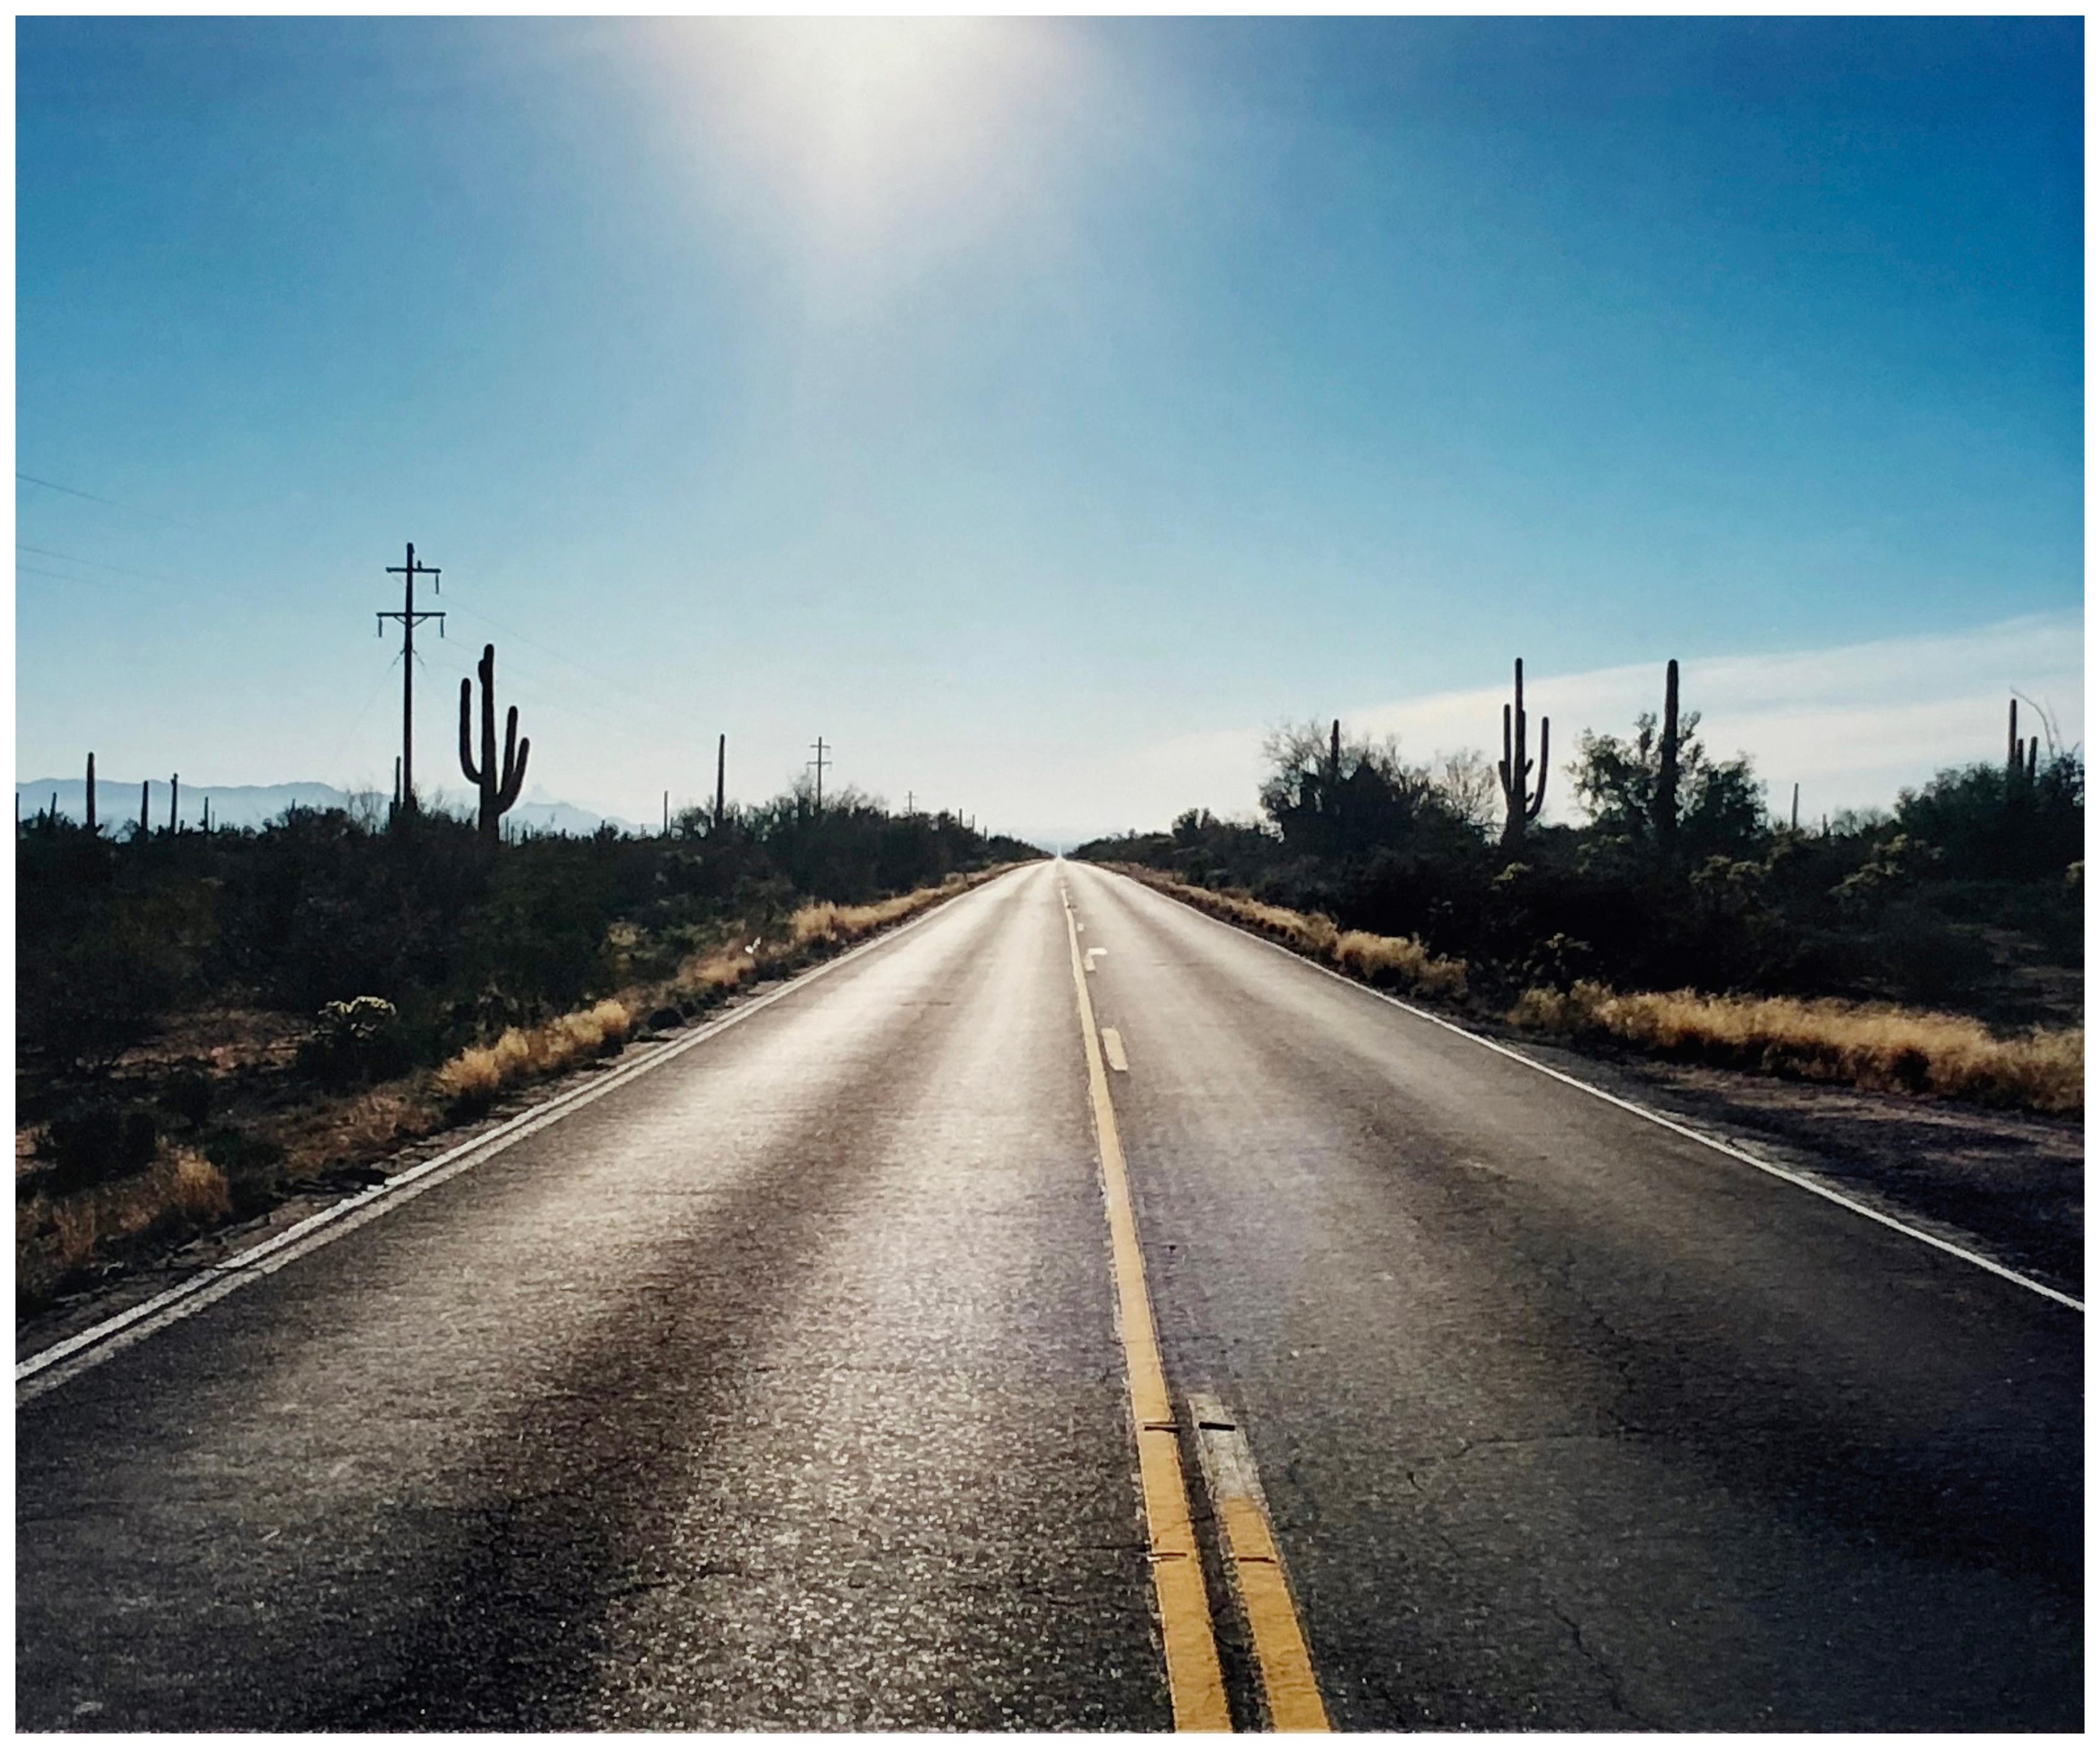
[15,17,2083,844]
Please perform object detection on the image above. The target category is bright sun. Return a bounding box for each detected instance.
[655,19,1066,252]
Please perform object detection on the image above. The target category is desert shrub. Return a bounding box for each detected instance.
[202,1127,289,1214]
[43,1101,160,1193]
[158,1065,216,1129]
[297,996,410,1089]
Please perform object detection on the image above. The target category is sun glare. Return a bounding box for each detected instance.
[656,19,1068,255]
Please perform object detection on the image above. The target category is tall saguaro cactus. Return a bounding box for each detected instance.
[1655,658,1681,859]
[2007,698,2038,789]
[85,752,96,834]
[459,643,530,845]
[1497,658,1549,850]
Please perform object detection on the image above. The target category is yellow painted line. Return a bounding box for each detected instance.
[1190,1395,1331,1732]
[1102,1027,1130,1073]
[1065,897,1231,1733]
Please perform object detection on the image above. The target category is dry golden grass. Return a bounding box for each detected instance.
[1333,928,1471,1000]
[789,875,993,950]
[1510,980,2083,1114]
[434,998,634,1108]
[18,1147,233,1303]
[1111,865,1468,1000]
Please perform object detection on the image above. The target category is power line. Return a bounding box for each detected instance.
[18,543,189,587]
[16,470,202,530]
[440,589,706,741]
[17,471,129,509]
[322,650,406,783]
[15,562,105,586]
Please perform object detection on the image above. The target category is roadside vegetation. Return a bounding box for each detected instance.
[17,788,1038,1312]
[1078,678,2081,1115]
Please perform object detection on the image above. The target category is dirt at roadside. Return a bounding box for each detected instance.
[1490,1025,2083,1300]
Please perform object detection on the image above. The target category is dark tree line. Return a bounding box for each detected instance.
[17,787,1037,1100]
[1078,701,2081,1025]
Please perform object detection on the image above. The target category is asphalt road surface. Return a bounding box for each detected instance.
[15,860,2081,1730]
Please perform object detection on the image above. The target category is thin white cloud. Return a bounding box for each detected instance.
[1133,615,2083,832]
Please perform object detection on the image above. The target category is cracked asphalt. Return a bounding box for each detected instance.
[15,860,2083,1729]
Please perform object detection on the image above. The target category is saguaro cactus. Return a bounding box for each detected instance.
[85,752,96,834]
[1655,658,1681,858]
[169,773,179,834]
[139,779,150,838]
[2007,698,2038,789]
[1497,658,1549,850]
[459,643,530,844]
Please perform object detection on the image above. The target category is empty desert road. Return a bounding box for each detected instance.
[16,860,2081,1729]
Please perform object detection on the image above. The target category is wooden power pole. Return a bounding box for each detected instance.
[377,542,444,815]
[808,737,831,813]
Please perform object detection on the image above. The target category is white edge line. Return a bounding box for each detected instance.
[1101,866,2084,1315]
[17,870,1027,1401]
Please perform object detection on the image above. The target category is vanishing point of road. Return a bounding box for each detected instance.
[15,861,2082,1729]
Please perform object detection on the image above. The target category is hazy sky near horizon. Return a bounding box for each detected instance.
[15,16,2083,845]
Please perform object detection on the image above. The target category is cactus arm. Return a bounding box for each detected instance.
[1499,703,1515,800]
[496,708,529,810]
[459,678,482,784]
[1528,716,1550,819]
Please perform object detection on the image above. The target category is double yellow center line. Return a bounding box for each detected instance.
[1061,889,1329,1733]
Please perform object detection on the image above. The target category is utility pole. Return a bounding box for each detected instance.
[662,790,670,836]
[808,737,831,813]
[377,542,444,815]
[906,790,913,816]
[714,733,726,830]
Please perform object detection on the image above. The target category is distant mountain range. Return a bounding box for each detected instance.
[14,777,638,837]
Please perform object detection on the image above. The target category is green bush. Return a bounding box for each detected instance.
[296,996,410,1089]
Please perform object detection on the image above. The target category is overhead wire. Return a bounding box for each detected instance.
[17,542,190,586]
[322,649,406,786]
[17,469,206,530]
